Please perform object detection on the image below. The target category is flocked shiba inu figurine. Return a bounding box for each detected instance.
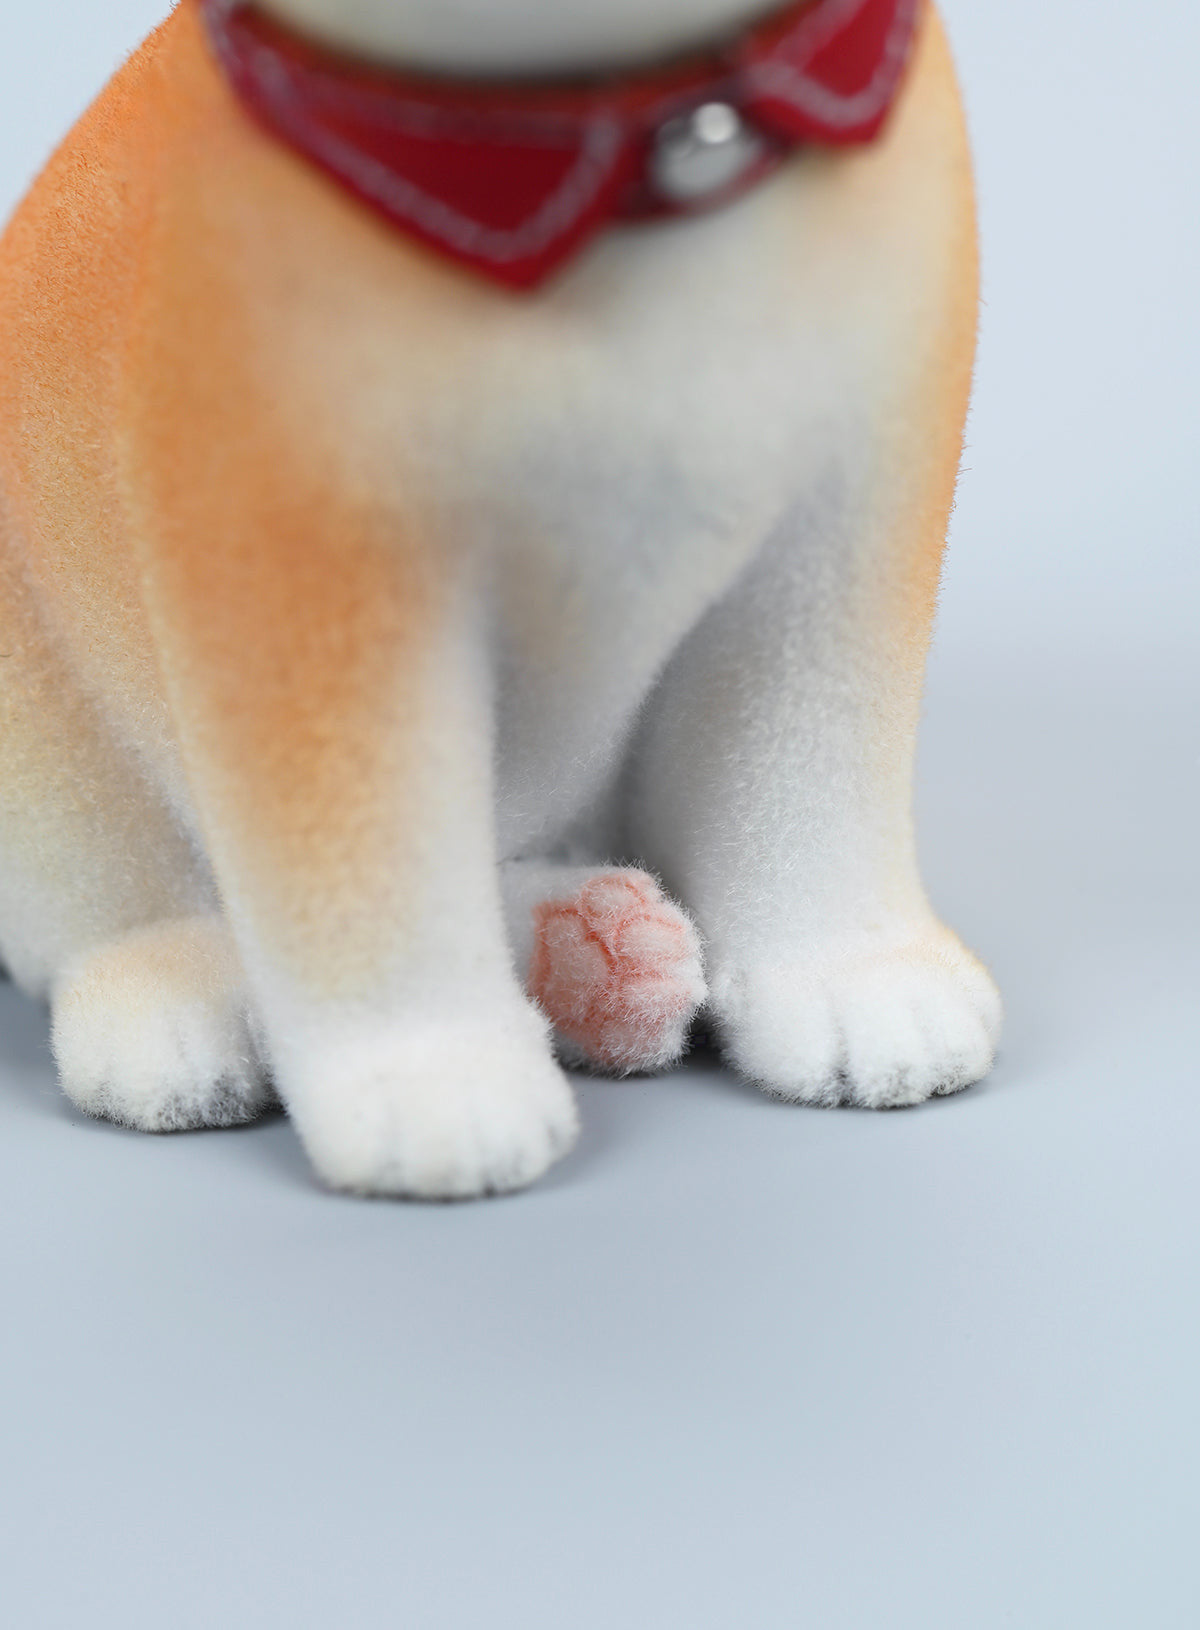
[0,0,1001,1198]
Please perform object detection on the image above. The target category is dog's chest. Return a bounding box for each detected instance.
[288,159,912,842]
[308,157,894,562]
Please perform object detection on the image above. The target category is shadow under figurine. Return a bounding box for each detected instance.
[0,0,1000,1197]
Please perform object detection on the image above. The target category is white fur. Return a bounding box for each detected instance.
[710,927,1001,1107]
[2,0,1000,1196]
[275,1006,578,1197]
[51,917,271,1131]
[259,0,782,73]
[216,132,998,1182]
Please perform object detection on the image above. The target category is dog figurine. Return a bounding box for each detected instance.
[0,0,1000,1197]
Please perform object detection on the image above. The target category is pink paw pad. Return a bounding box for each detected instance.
[529,870,706,1074]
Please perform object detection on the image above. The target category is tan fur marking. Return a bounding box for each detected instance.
[122,110,458,992]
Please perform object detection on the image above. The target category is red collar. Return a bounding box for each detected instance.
[199,0,921,289]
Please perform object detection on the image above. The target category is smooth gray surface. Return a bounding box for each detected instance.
[1,4,1197,1627]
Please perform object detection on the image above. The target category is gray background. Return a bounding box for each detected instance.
[0,3,1197,1625]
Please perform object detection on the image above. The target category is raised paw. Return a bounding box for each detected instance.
[713,927,1002,1108]
[281,1006,578,1199]
[528,869,706,1074]
[51,916,272,1131]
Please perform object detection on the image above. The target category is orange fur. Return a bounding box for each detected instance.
[1,9,474,993]
[0,2,977,979]
[0,3,993,1191]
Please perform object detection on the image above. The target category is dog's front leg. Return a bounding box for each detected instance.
[135,473,576,1197]
[632,455,1001,1109]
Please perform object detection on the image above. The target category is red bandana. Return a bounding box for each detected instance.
[199,0,921,289]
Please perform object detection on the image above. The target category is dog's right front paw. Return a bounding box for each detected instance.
[283,1009,578,1200]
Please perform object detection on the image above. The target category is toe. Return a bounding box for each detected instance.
[715,928,1001,1109]
[51,917,270,1131]
[283,1012,578,1199]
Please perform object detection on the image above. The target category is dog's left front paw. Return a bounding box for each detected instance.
[713,928,1001,1108]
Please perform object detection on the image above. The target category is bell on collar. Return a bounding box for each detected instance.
[649,101,767,207]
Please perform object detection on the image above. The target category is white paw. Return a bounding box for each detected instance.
[528,869,706,1074]
[713,928,1002,1108]
[51,917,272,1131]
[282,1006,578,1199]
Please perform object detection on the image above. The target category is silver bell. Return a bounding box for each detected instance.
[649,101,765,207]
